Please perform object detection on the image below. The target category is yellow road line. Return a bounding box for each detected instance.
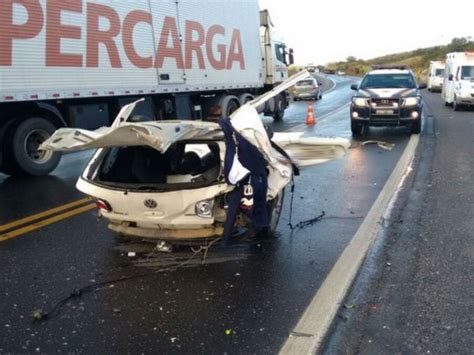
[0,197,91,232]
[0,203,96,242]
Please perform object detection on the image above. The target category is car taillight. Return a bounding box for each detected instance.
[95,199,112,213]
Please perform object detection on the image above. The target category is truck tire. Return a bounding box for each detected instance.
[238,93,254,106]
[10,117,62,176]
[273,94,285,121]
[220,95,240,117]
[261,189,285,237]
[1,119,23,175]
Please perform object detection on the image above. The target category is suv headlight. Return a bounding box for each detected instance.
[402,97,420,107]
[352,98,369,107]
[195,199,214,218]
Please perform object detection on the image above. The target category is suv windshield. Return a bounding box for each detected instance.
[435,68,445,77]
[460,66,474,80]
[360,73,416,89]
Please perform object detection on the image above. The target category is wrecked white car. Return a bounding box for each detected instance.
[41,73,350,245]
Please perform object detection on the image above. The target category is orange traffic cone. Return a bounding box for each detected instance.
[306,103,316,125]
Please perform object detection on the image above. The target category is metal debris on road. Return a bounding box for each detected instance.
[360,140,395,151]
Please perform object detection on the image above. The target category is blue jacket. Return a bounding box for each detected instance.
[218,117,269,243]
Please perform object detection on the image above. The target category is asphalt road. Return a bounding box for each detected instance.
[0,76,419,353]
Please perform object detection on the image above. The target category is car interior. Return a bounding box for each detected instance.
[94,142,221,187]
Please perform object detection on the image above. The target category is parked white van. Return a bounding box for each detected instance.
[427,61,445,92]
[442,52,474,110]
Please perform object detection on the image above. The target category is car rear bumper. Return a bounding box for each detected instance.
[108,221,224,240]
[294,90,318,99]
[457,95,474,105]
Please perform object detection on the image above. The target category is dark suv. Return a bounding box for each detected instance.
[350,65,426,135]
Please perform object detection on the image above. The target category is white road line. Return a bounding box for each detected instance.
[313,74,336,95]
[280,133,420,355]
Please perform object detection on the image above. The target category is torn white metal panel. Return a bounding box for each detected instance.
[272,132,350,167]
[40,121,222,153]
[229,103,292,199]
[240,69,311,113]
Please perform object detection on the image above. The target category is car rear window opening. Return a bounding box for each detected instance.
[92,142,221,189]
[296,80,314,86]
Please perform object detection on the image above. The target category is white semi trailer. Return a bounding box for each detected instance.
[0,0,293,176]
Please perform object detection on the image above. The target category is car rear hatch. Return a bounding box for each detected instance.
[294,79,317,95]
[78,140,230,230]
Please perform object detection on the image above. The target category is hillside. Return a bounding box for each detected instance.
[332,37,474,79]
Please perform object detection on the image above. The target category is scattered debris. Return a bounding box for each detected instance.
[31,239,222,322]
[225,329,233,335]
[127,252,136,257]
[361,140,395,151]
[31,309,46,321]
[290,211,326,232]
[343,303,357,309]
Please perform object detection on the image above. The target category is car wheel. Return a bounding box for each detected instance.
[351,121,363,135]
[453,96,460,111]
[411,118,421,134]
[261,189,285,237]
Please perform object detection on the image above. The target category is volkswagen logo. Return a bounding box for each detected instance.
[144,199,157,209]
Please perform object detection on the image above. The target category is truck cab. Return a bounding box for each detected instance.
[259,10,293,120]
[260,10,292,86]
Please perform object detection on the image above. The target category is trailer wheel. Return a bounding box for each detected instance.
[220,95,240,117]
[238,93,254,106]
[10,117,62,176]
[1,119,23,175]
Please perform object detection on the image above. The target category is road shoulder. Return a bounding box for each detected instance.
[323,97,474,354]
